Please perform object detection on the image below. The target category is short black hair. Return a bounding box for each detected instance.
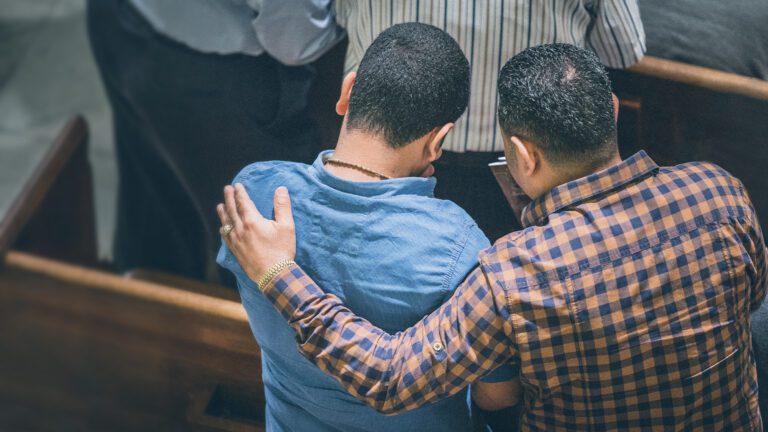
[347,23,470,148]
[497,44,617,167]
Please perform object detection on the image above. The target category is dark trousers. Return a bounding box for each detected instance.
[434,151,521,243]
[87,0,323,280]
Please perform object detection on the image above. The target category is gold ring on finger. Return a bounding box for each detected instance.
[221,224,234,237]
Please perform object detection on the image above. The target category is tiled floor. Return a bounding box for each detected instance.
[0,0,116,259]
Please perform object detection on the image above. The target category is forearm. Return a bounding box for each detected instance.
[472,379,521,411]
[261,263,515,414]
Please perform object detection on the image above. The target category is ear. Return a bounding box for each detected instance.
[510,136,538,177]
[424,123,454,162]
[611,92,620,123]
[336,72,357,116]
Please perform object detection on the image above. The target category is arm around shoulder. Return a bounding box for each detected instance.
[262,261,517,415]
[220,187,518,414]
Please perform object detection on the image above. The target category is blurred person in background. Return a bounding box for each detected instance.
[87,0,344,281]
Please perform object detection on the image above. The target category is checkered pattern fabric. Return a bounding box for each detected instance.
[263,151,767,431]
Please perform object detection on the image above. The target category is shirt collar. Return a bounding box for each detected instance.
[521,151,659,227]
[309,150,437,198]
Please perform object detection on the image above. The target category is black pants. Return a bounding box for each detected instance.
[434,151,521,243]
[87,0,323,280]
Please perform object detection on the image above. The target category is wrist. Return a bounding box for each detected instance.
[256,259,296,290]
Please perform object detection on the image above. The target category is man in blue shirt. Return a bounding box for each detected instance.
[218,23,513,431]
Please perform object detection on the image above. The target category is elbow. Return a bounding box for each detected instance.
[254,23,311,66]
[378,406,401,416]
[257,26,343,66]
[257,28,335,66]
[351,385,407,415]
[364,395,402,416]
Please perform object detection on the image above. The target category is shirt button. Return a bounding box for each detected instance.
[432,342,444,352]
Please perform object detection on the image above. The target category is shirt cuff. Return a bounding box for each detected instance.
[260,262,313,319]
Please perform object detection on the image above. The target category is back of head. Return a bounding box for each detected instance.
[346,23,470,148]
[497,44,617,170]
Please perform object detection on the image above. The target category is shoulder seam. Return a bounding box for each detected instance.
[440,217,476,293]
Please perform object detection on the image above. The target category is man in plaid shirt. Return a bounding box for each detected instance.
[220,44,767,430]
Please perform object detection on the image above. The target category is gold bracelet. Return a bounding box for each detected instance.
[257,259,296,290]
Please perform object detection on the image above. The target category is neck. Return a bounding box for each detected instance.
[536,152,623,199]
[328,129,415,180]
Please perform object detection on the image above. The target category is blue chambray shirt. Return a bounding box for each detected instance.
[218,151,508,431]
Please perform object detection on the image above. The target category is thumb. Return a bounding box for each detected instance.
[273,186,295,228]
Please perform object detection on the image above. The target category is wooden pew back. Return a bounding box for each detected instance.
[610,56,768,229]
[0,251,265,431]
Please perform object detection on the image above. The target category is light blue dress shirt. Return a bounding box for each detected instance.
[218,151,504,431]
[129,0,344,64]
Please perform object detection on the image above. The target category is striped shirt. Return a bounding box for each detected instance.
[261,152,767,430]
[335,0,646,153]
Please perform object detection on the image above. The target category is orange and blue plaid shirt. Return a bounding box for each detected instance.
[262,151,767,431]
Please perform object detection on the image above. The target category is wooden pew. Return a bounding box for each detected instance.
[626,56,768,101]
[610,56,768,229]
[0,116,97,266]
[0,118,266,431]
[0,251,264,431]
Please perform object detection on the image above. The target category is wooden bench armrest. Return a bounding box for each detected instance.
[124,268,240,302]
[628,56,768,101]
[4,250,248,323]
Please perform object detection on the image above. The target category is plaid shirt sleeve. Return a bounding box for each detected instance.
[749,222,768,311]
[260,262,516,415]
